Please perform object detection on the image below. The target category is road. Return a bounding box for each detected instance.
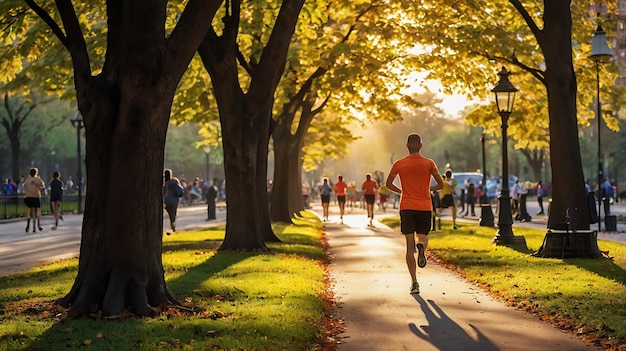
[0,204,226,275]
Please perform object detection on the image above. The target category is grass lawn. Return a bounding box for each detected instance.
[381,217,626,350]
[0,212,335,351]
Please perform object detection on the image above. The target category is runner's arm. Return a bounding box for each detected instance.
[385,170,401,194]
[430,165,444,192]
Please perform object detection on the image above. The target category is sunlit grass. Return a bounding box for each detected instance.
[0,216,330,351]
[381,217,626,345]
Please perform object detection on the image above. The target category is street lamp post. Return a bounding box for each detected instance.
[589,25,612,232]
[479,131,494,227]
[70,111,84,213]
[204,146,211,181]
[491,67,526,247]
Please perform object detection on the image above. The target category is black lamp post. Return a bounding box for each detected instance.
[479,131,494,226]
[491,67,526,246]
[589,25,612,232]
[204,146,211,181]
[70,111,84,213]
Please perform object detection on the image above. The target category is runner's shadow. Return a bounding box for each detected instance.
[409,295,499,351]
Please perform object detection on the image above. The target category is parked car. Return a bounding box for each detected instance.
[449,172,483,198]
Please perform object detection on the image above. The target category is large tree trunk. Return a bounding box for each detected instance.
[40,0,221,316]
[270,120,300,223]
[270,80,324,221]
[216,92,274,250]
[520,149,545,184]
[542,2,588,231]
[57,88,175,316]
[532,1,601,258]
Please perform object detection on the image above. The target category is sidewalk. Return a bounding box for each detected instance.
[0,204,226,275]
[315,205,602,351]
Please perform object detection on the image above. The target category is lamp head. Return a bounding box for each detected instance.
[589,25,612,63]
[70,111,84,128]
[491,67,518,114]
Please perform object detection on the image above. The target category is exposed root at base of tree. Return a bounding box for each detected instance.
[6,299,230,323]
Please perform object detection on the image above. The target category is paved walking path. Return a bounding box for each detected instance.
[316,205,604,351]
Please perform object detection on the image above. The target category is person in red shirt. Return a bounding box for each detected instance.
[334,175,349,223]
[386,133,444,294]
[361,173,379,226]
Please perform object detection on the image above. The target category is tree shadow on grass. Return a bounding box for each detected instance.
[564,258,626,285]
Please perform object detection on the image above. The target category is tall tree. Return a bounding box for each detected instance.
[10,0,222,316]
[269,0,425,221]
[196,0,306,249]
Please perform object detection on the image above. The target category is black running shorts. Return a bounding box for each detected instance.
[440,194,454,208]
[24,197,41,208]
[400,210,432,235]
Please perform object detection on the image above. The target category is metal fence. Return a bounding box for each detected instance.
[0,194,83,219]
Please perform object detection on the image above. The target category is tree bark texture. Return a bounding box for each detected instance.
[271,120,302,223]
[42,0,221,316]
[541,1,590,231]
[270,102,317,222]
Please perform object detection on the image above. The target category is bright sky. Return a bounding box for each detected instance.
[404,72,474,118]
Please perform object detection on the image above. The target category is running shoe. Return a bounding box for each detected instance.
[416,243,427,268]
[410,281,420,294]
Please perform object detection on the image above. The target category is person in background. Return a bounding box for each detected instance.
[24,167,45,233]
[65,176,75,194]
[385,133,444,294]
[602,176,613,216]
[536,180,545,215]
[319,177,332,222]
[49,171,65,230]
[379,184,390,213]
[205,178,219,221]
[510,180,522,215]
[347,181,358,210]
[361,173,379,226]
[334,175,349,223]
[463,179,476,217]
[438,170,458,229]
[163,169,184,233]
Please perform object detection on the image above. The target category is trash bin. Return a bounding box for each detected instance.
[605,215,617,232]
[479,204,494,227]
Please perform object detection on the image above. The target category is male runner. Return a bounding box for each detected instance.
[385,134,444,294]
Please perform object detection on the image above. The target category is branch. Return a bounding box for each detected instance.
[167,0,223,76]
[477,50,545,84]
[252,0,305,94]
[508,0,545,48]
[23,0,68,49]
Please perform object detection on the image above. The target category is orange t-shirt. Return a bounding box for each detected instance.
[361,179,378,195]
[334,181,348,196]
[388,154,437,211]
